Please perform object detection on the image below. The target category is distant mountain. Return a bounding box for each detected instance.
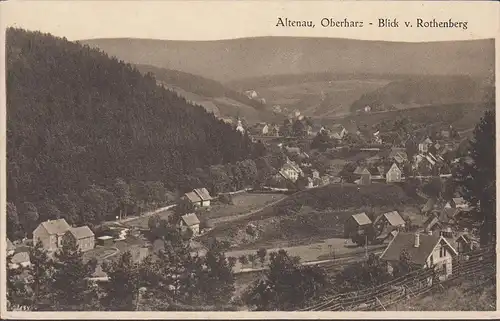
[80,37,495,83]
[134,64,266,122]
[350,75,495,113]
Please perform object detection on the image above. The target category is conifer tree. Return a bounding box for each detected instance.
[27,241,54,310]
[52,236,96,310]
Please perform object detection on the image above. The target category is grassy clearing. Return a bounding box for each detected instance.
[206,193,287,220]
[199,183,423,251]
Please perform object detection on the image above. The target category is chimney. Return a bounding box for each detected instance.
[414,232,420,248]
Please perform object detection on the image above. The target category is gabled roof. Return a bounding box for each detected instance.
[351,212,372,226]
[354,166,370,175]
[424,215,441,231]
[11,251,30,264]
[181,213,200,227]
[68,226,95,240]
[422,137,433,144]
[380,232,457,265]
[439,208,461,223]
[194,188,213,201]
[422,198,437,213]
[379,211,405,227]
[39,219,71,236]
[452,197,467,206]
[185,191,202,203]
[7,238,15,251]
[388,163,401,173]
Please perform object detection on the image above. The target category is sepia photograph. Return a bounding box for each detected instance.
[0,0,498,318]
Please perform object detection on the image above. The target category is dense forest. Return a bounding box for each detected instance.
[6,28,263,238]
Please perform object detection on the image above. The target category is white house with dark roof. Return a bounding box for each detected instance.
[63,226,95,252]
[33,218,71,251]
[179,213,200,236]
[380,232,458,280]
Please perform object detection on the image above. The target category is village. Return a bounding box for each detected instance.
[7,102,482,296]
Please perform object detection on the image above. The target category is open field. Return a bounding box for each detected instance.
[198,183,424,251]
[206,193,287,220]
[255,79,390,118]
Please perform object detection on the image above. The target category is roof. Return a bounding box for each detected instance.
[452,197,467,206]
[439,208,461,223]
[181,213,200,227]
[354,166,370,175]
[11,251,30,264]
[39,219,71,235]
[7,238,15,251]
[422,198,436,212]
[185,191,202,203]
[380,232,457,265]
[424,216,441,231]
[97,236,113,240]
[351,212,372,226]
[381,211,406,227]
[68,226,95,240]
[193,188,213,201]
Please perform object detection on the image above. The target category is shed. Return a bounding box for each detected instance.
[193,188,213,207]
[179,213,201,236]
[97,235,114,247]
[344,212,372,238]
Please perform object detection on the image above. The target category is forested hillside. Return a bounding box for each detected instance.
[134,64,265,110]
[6,28,257,237]
[350,75,494,113]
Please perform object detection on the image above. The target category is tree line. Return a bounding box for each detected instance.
[6,28,284,239]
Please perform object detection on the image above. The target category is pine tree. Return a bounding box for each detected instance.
[456,110,496,245]
[102,251,141,311]
[52,236,96,310]
[27,241,54,310]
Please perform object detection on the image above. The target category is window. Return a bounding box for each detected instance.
[440,246,446,258]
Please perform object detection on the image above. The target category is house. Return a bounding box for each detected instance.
[380,232,458,280]
[418,138,433,153]
[423,215,442,232]
[235,119,245,134]
[33,219,71,252]
[364,105,371,113]
[245,90,258,99]
[7,238,15,256]
[63,226,95,252]
[261,124,269,135]
[193,188,213,207]
[270,124,280,137]
[279,161,303,182]
[8,251,31,270]
[445,197,470,210]
[184,191,203,207]
[438,208,461,226]
[421,198,437,214]
[385,163,403,183]
[450,234,475,253]
[179,213,200,236]
[312,169,320,179]
[373,211,406,231]
[353,166,371,185]
[344,212,372,238]
[389,150,408,165]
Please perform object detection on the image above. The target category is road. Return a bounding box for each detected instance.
[98,204,177,228]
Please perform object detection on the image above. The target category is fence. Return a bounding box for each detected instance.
[299,245,496,311]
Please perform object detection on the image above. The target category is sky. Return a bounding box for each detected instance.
[0,1,499,42]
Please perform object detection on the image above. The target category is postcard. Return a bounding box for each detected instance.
[0,0,498,319]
